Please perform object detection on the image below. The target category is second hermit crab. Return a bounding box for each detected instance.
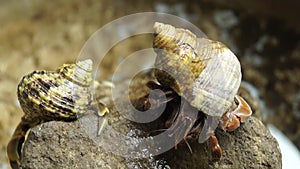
[143,22,252,158]
[7,59,109,169]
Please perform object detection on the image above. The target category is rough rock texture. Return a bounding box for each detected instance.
[21,116,281,169]
[21,117,131,169]
[20,74,282,169]
[161,117,281,169]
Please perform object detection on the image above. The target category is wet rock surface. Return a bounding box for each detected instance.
[21,117,281,169]
[21,118,144,169]
[20,74,281,169]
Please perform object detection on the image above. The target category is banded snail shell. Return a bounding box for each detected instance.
[17,59,93,122]
[153,22,241,117]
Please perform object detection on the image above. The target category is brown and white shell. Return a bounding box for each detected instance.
[8,59,95,169]
[153,22,242,118]
[17,59,94,123]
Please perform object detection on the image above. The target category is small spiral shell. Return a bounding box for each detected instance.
[153,22,241,117]
[17,59,93,122]
[8,59,95,169]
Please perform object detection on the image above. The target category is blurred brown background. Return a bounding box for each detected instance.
[0,0,299,168]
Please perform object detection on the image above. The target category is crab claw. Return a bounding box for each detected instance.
[209,135,222,159]
[219,95,252,131]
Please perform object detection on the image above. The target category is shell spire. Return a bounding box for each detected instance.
[153,22,197,55]
[58,59,93,87]
[17,59,94,121]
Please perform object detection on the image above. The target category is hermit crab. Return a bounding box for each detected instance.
[7,59,107,169]
[144,22,252,158]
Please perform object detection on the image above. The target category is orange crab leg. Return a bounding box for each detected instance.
[209,135,222,159]
[220,95,252,131]
[7,120,32,169]
[231,95,252,122]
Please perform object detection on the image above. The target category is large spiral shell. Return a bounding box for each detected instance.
[153,22,241,117]
[17,59,93,122]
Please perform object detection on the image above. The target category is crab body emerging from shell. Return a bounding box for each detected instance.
[154,22,241,119]
[152,22,252,158]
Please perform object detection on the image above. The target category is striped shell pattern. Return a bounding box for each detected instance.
[17,59,93,122]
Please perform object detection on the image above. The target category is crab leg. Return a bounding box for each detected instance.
[7,119,32,169]
[219,95,252,131]
[197,116,222,159]
[167,99,198,151]
[142,81,177,110]
[209,135,222,159]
